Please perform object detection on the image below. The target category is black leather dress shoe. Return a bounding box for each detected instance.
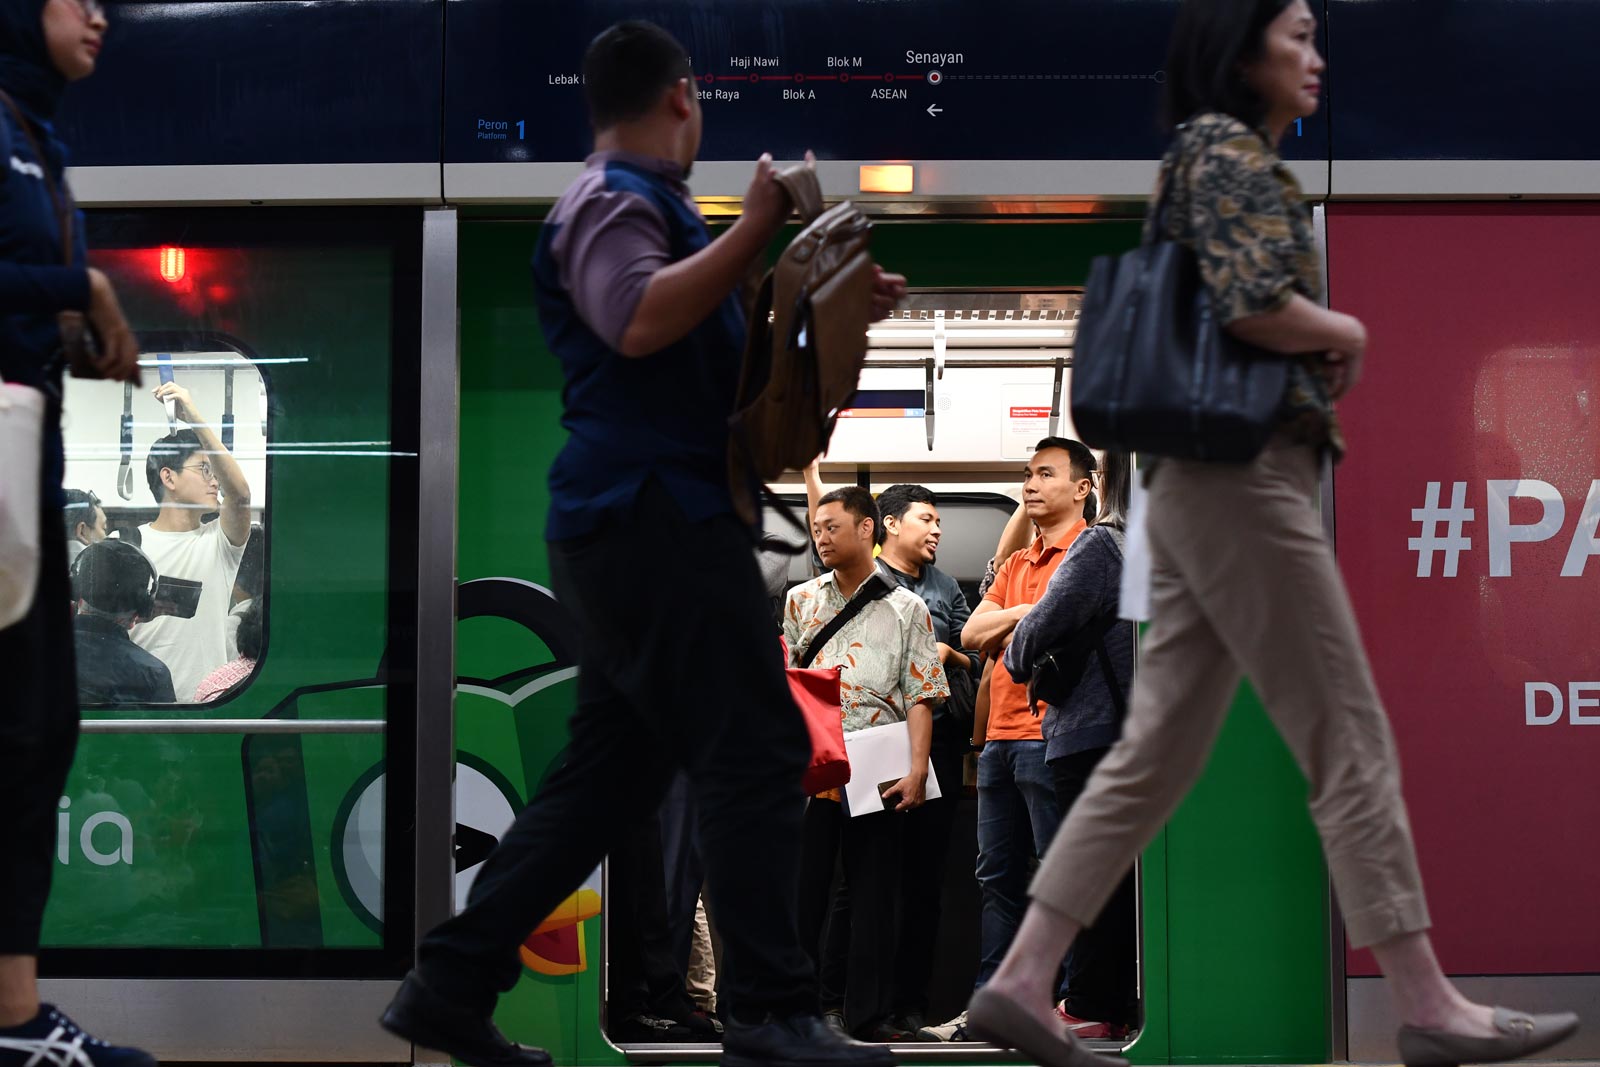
[723,1013,899,1067]
[608,1013,694,1043]
[380,972,552,1067]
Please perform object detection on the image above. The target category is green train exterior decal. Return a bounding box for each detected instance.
[40,209,1332,1065]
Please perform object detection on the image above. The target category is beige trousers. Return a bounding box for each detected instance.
[1030,438,1431,949]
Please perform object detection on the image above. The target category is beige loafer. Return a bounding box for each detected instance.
[1398,1006,1579,1066]
[965,987,1126,1067]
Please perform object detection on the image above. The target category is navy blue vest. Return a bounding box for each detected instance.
[534,159,747,540]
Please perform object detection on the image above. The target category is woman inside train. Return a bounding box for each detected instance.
[960,2,1581,1066]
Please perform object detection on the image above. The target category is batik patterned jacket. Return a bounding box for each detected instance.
[783,564,949,733]
[1145,111,1343,456]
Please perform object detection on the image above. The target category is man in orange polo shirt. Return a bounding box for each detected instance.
[928,438,1094,1040]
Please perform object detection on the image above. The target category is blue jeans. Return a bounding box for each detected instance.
[974,739,1062,991]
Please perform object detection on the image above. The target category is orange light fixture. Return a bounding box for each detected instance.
[859,164,914,194]
[157,246,186,283]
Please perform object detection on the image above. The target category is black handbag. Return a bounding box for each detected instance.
[1026,611,1127,716]
[1070,156,1291,463]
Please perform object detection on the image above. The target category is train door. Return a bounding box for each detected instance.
[38,208,447,1062]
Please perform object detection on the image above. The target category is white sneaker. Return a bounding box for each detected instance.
[917,1011,970,1042]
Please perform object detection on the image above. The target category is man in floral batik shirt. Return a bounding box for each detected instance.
[785,486,948,1043]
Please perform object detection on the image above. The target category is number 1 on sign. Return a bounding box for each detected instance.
[517,120,525,140]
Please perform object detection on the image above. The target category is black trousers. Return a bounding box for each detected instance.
[418,481,815,1022]
[658,770,705,977]
[609,810,697,1022]
[807,718,965,1025]
[799,799,903,1033]
[1050,747,1138,1028]
[810,717,964,1022]
[0,425,81,955]
[889,718,966,1017]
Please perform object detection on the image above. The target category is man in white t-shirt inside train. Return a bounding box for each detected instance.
[129,382,252,702]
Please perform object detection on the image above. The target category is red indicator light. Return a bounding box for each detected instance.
[158,246,186,283]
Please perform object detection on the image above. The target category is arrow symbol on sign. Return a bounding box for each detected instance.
[927,103,943,117]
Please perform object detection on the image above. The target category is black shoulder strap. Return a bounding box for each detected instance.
[799,575,891,670]
[1095,620,1128,719]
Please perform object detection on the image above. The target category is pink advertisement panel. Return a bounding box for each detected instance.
[1330,204,1600,977]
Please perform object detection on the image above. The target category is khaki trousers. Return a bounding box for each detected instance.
[687,894,718,1012]
[1030,438,1431,949]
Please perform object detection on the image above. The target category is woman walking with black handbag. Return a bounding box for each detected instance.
[0,3,147,1066]
[961,3,1580,1067]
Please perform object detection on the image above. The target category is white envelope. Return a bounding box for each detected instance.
[840,720,942,817]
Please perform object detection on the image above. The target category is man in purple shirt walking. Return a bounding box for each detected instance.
[381,19,907,1067]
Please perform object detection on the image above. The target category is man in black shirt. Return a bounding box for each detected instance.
[72,540,175,705]
[870,484,978,1038]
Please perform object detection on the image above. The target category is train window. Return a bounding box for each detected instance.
[43,213,418,974]
[62,341,269,706]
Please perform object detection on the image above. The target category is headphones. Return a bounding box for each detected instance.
[70,538,158,620]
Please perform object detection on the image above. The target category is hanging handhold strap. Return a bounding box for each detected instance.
[117,380,134,500]
[156,352,175,429]
[222,364,235,452]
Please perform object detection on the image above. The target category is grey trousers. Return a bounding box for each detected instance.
[1030,438,1431,949]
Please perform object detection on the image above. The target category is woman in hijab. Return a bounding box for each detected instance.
[0,2,148,1066]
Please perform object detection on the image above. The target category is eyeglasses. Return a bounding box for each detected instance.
[180,463,217,482]
[72,0,106,20]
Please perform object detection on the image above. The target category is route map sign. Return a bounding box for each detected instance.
[445,0,1329,164]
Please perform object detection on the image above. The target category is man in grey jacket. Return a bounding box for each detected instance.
[1002,454,1136,1040]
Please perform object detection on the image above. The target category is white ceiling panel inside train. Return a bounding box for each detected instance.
[824,290,1080,466]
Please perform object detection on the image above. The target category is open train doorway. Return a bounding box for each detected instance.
[603,289,1143,1061]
